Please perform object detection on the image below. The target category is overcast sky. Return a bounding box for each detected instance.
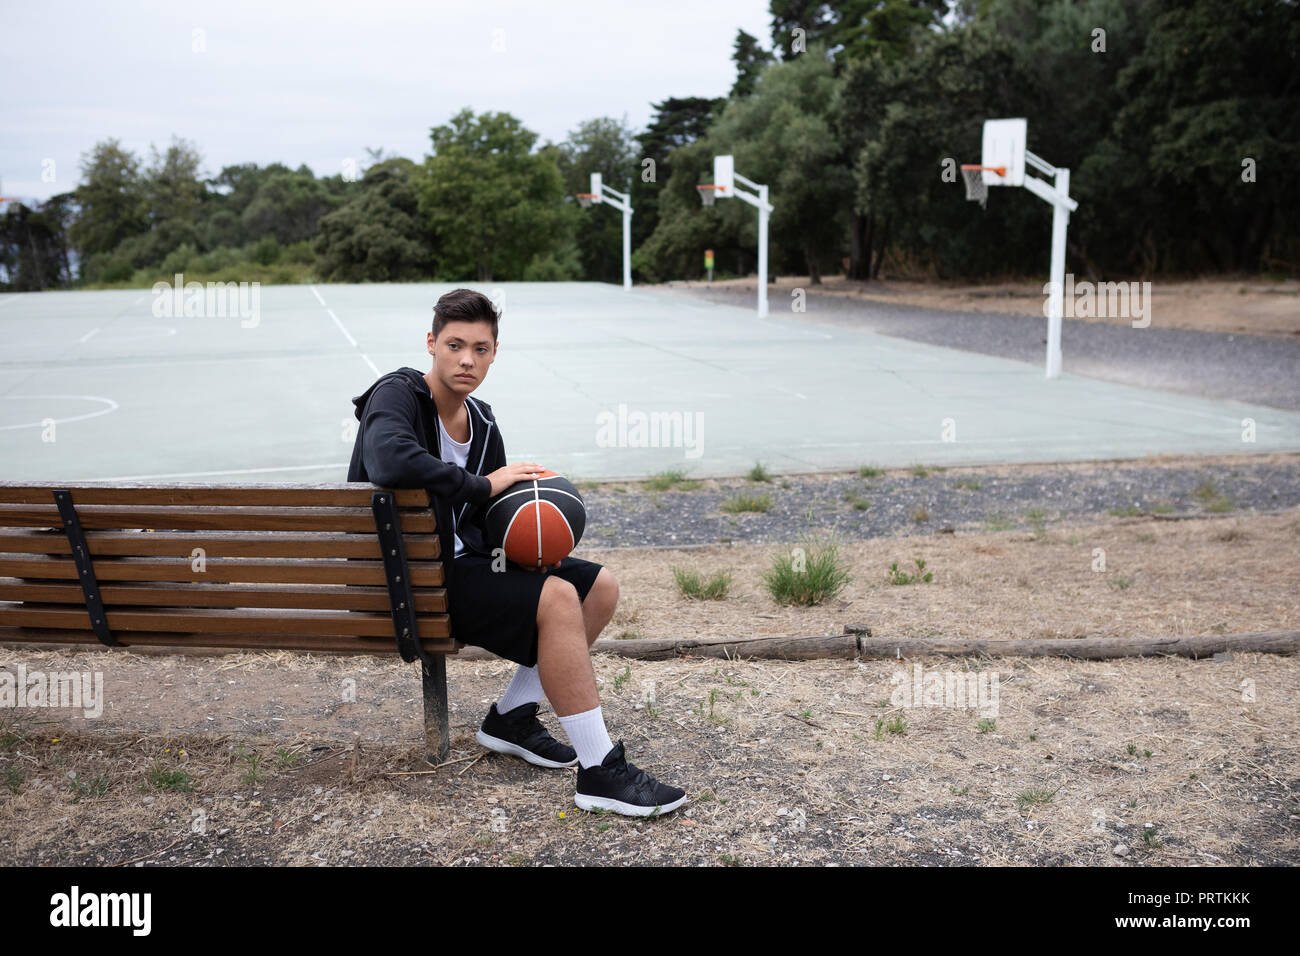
[1,0,773,202]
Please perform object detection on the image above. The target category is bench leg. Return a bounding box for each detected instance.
[422,656,451,765]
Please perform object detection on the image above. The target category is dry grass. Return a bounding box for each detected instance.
[1,507,1297,866]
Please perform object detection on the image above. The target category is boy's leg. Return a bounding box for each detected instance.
[536,575,599,716]
[580,568,619,647]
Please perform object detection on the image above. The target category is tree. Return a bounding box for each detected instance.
[314,159,433,281]
[731,29,775,97]
[0,195,75,290]
[240,168,340,245]
[418,109,573,282]
[69,139,148,267]
[557,116,638,283]
[631,96,725,253]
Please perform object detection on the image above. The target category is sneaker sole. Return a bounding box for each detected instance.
[476,730,579,769]
[574,791,688,817]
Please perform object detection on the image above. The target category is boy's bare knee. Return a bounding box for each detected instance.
[537,575,580,625]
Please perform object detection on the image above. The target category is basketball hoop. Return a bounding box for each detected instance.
[960,164,1006,209]
[576,193,597,209]
[696,184,724,207]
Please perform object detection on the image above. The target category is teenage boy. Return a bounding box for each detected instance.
[347,288,686,817]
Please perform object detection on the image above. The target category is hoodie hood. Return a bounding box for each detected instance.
[352,366,430,420]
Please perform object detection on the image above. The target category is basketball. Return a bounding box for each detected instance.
[484,470,586,569]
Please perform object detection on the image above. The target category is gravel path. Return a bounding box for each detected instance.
[579,456,1300,549]
[654,284,1300,412]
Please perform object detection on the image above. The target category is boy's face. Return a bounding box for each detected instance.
[428,319,497,397]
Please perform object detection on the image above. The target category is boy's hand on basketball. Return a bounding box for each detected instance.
[487,462,545,498]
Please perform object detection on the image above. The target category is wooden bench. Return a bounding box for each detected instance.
[0,481,460,763]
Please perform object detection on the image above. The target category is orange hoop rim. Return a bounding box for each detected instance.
[960,164,1007,177]
[695,184,726,191]
[575,193,598,198]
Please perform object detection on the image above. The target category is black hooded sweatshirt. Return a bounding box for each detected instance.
[347,366,505,560]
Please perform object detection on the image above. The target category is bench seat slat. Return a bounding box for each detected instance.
[0,603,451,638]
[0,529,440,560]
[0,504,436,534]
[0,625,457,655]
[0,555,443,586]
[0,580,447,613]
[0,483,429,509]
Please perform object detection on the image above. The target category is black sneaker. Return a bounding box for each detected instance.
[476,702,579,769]
[575,740,687,817]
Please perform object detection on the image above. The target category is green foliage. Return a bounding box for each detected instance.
[671,566,734,600]
[420,109,575,281]
[763,537,851,606]
[887,558,932,585]
[314,158,432,281]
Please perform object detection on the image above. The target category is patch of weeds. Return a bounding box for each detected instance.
[1141,827,1164,849]
[953,477,981,491]
[976,718,996,734]
[613,666,631,692]
[148,764,195,793]
[887,558,932,585]
[1109,574,1135,591]
[274,747,304,769]
[1193,479,1233,513]
[1016,786,1058,811]
[747,461,772,482]
[718,853,745,866]
[1136,532,1156,543]
[910,464,929,478]
[505,852,528,865]
[798,707,812,719]
[1150,501,1174,514]
[1025,508,1048,537]
[983,515,1015,532]
[695,788,716,804]
[721,493,772,514]
[234,742,266,786]
[1029,733,1037,741]
[858,465,883,478]
[644,470,701,492]
[762,537,852,606]
[779,479,791,489]
[5,765,24,794]
[873,716,907,739]
[1108,505,1143,517]
[950,785,969,795]
[616,629,644,640]
[695,689,731,725]
[911,505,930,523]
[1126,743,1138,756]
[844,491,870,511]
[1143,749,1152,758]
[69,772,110,803]
[671,566,734,600]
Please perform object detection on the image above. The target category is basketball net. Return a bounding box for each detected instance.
[961,167,988,208]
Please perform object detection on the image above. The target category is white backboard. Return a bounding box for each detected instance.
[713,154,734,196]
[982,118,1026,187]
[590,172,602,196]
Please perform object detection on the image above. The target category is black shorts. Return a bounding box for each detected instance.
[446,553,604,668]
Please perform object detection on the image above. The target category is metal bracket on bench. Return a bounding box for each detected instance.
[52,489,119,647]
[372,491,431,666]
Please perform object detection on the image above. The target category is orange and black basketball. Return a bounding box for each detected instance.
[484,470,586,569]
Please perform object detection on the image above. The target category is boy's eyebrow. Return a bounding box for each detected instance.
[445,336,493,347]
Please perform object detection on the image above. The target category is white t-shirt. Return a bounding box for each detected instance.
[436,406,472,557]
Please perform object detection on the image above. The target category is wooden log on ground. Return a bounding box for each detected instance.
[455,629,1300,661]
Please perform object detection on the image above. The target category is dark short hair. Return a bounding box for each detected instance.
[432,288,499,342]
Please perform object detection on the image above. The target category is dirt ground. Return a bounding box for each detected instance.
[671,276,1300,338]
[2,503,1296,867]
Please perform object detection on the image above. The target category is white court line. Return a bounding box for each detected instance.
[94,462,351,481]
[132,294,147,305]
[326,308,357,347]
[79,327,100,343]
[0,394,119,431]
[0,294,25,309]
[312,285,380,377]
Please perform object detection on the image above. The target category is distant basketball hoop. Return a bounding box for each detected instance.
[575,193,597,209]
[959,164,1006,208]
[696,184,725,207]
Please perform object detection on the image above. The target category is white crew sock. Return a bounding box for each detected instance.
[497,664,545,714]
[558,705,615,769]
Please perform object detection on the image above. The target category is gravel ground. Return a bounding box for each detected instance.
[654,284,1300,412]
[579,454,1300,550]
